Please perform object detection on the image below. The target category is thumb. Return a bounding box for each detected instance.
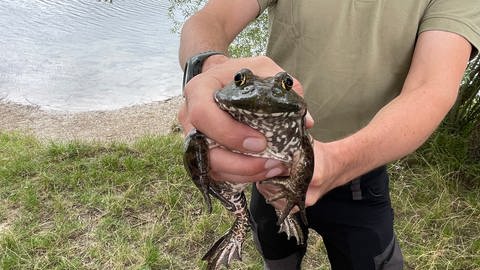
[292,77,304,97]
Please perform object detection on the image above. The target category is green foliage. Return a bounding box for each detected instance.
[389,158,480,269]
[468,122,480,162]
[229,12,268,57]
[168,0,268,57]
[418,54,480,185]
[167,0,206,34]
[443,54,480,137]
[417,131,480,186]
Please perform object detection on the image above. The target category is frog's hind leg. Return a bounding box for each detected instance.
[260,174,309,227]
[203,188,250,270]
[276,210,305,245]
[262,146,314,229]
[264,183,308,227]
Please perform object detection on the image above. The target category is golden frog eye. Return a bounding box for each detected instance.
[233,69,254,87]
[281,75,294,91]
[234,71,247,86]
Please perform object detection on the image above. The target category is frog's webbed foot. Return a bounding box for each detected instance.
[202,220,245,270]
[202,198,250,270]
[276,210,305,245]
[261,177,308,227]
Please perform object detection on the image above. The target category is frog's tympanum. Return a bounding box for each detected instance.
[183,69,314,270]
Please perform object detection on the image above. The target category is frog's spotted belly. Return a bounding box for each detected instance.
[217,103,305,163]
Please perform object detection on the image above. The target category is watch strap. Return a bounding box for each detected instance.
[182,51,224,93]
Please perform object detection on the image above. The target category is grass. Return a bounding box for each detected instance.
[0,132,479,269]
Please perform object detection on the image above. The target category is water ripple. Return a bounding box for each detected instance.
[0,0,182,111]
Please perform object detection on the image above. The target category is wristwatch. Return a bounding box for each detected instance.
[182,51,224,94]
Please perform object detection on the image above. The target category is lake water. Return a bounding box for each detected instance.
[0,0,183,112]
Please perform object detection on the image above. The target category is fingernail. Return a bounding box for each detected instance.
[264,159,282,169]
[243,137,266,152]
[265,167,283,178]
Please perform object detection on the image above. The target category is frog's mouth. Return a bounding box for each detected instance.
[215,98,301,119]
[214,90,304,117]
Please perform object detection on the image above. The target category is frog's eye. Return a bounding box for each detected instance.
[234,72,246,86]
[233,69,254,87]
[281,75,294,91]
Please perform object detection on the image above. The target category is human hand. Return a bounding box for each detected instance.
[179,56,309,182]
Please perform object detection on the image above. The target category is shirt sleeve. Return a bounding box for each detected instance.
[419,0,480,57]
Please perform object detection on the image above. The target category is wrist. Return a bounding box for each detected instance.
[312,140,353,189]
[182,51,225,92]
[320,133,379,187]
[202,54,229,72]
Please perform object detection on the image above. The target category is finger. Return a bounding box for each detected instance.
[305,111,314,129]
[185,74,267,153]
[209,148,269,177]
[211,170,269,183]
[287,77,312,129]
[305,183,330,207]
[210,155,287,183]
[178,102,194,135]
[292,78,304,97]
[211,166,286,183]
[305,187,320,207]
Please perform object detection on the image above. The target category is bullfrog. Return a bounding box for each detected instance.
[183,68,314,270]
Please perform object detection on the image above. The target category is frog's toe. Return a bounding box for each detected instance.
[277,213,305,245]
[203,229,243,270]
[203,215,249,270]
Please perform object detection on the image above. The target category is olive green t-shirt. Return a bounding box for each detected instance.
[256,0,480,141]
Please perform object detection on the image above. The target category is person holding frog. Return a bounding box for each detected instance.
[178,0,480,269]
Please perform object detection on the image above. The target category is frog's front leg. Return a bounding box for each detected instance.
[184,129,235,213]
[183,129,216,213]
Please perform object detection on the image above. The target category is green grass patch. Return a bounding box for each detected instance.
[0,132,479,269]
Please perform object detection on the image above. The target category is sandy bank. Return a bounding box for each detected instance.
[0,96,183,142]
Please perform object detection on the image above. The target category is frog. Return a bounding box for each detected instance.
[183,68,314,270]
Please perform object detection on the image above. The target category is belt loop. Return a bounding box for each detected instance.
[350,177,362,201]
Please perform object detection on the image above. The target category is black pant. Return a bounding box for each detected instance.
[250,166,403,269]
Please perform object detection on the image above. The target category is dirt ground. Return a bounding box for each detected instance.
[0,96,184,143]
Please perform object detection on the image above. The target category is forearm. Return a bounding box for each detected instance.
[323,85,457,187]
[303,31,472,206]
[316,31,472,192]
[178,1,259,69]
[179,11,231,69]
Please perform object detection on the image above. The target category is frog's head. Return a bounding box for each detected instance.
[214,69,306,117]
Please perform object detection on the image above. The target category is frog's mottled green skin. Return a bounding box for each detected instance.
[183,69,314,270]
